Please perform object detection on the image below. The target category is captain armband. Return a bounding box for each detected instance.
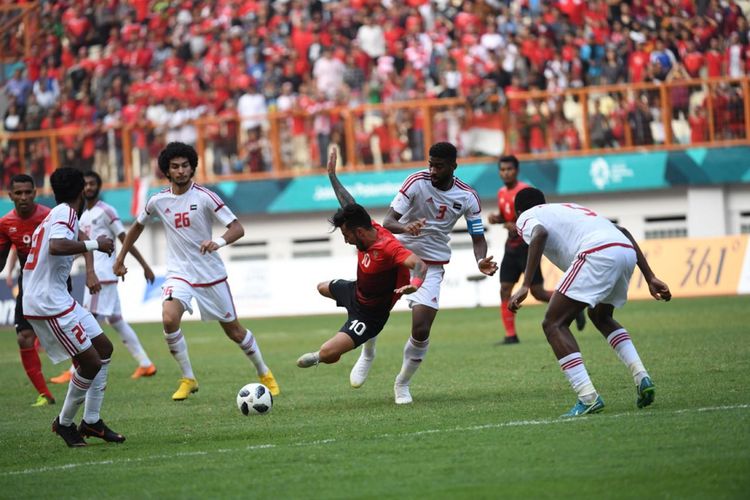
[466,219,485,235]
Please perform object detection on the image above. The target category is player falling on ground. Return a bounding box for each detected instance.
[114,141,279,400]
[349,142,497,404]
[297,149,427,369]
[50,171,158,384]
[509,187,671,417]
[0,174,57,406]
[488,155,584,345]
[23,167,124,447]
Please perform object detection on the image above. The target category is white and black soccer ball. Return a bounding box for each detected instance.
[236,383,273,415]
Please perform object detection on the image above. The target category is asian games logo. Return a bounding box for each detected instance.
[589,157,634,190]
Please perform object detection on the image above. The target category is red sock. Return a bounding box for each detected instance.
[500,301,517,337]
[20,347,52,398]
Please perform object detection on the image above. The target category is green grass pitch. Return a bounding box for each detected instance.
[1,296,748,499]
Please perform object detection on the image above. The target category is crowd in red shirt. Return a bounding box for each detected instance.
[2,0,750,182]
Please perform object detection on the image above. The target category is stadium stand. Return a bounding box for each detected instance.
[1,0,750,189]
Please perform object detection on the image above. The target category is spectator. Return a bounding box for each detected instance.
[32,66,61,109]
[628,96,655,146]
[3,68,32,109]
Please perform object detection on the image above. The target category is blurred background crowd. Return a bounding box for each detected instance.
[2,0,750,185]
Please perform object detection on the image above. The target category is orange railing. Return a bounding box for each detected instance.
[0,3,40,64]
[1,76,748,192]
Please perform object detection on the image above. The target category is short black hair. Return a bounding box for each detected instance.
[50,168,85,204]
[329,203,373,231]
[83,170,102,188]
[158,142,198,179]
[498,155,519,170]
[9,174,34,190]
[428,142,457,162]
[514,187,546,214]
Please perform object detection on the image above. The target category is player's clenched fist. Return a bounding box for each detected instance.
[96,235,115,256]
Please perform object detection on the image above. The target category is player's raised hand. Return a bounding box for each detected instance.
[326,148,338,176]
[508,285,528,312]
[404,218,426,236]
[648,276,671,302]
[478,255,498,276]
[200,239,221,254]
[96,236,115,256]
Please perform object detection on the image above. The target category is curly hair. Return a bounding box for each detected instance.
[157,142,198,180]
[428,142,457,162]
[50,168,85,204]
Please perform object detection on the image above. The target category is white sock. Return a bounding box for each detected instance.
[361,338,376,360]
[238,330,268,376]
[164,329,195,379]
[395,337,429,386]
[558,352,598,404]
[607,328,648,384]
[59,370,93,426]
[110,318,151,367]
[83,358,110,424]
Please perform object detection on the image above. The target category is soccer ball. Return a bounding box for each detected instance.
[236,383,273,415]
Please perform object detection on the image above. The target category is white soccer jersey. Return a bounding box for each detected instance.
[390,170,483,263]
[80,200,125,283]
[136,183,236,285]
[516,203,632,271]
[22,204,78,317]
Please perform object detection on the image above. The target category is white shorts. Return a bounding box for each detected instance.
[556,245,636,308]
[162,277,237,322]
[406,265,445,310]
[83,281,121,317]
[27,302,103,364]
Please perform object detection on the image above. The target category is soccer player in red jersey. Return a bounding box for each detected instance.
[297,150,427,368]
[488,156,584,345]
[0,174,55,406]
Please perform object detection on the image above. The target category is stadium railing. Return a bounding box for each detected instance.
[1,76,748,193]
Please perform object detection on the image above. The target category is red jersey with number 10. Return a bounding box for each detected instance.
[497,181,529,249]
[356,222,413,312]
[0,204,51,266]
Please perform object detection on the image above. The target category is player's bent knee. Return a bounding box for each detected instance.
[92,334,114,359]
[16,329,35,348]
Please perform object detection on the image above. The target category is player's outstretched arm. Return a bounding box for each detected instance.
[509,225,548,312]
[117,232,155,283]
[616,224,672,301]
[326,148,355,208]
[383,207,426,236]
[471,234,498,276]
[200,219,245,254]
[394,254,428,295]
[114,222,145,278]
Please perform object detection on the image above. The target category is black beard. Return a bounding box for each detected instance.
[85,188,100,201]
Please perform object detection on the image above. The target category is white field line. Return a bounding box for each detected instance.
[3,404,748,477]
